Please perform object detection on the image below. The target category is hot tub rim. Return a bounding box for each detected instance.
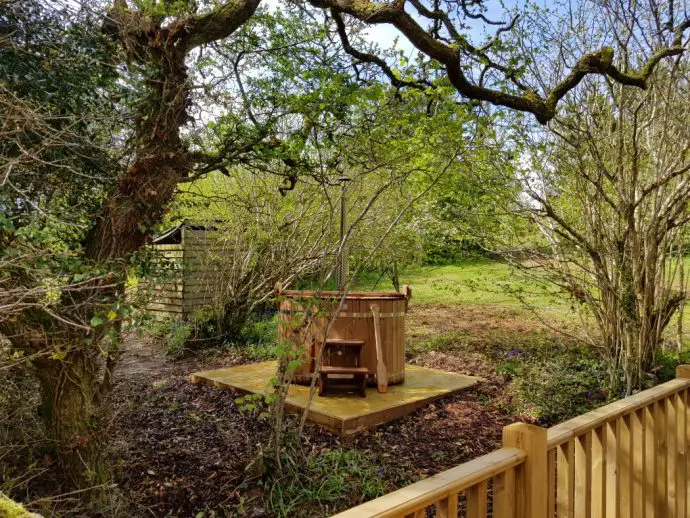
[276,286,411,301]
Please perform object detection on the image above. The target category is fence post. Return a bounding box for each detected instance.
[503,422,548,518]
[677,364,690,379]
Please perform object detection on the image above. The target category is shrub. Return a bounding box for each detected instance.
[653,346,690,383]
[0,493,38,518]
[140,317,194,358]
[0,354,46,515]
[239,313,279,346]
[496,345,607,425]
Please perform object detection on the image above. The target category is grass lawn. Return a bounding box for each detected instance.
[353,259,580,328]
[355,260,538,305]
[354,258,690,346]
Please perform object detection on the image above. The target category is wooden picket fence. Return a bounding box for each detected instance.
[333,365,690,518]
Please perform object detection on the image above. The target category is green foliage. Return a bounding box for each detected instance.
[132,0,198,16]
[654,347,690,383]
[0,0,121,231]
[264,447,389,517]
[143,318,193,358]
[235,392,272,419]
[407,324,607,425]
[496,347,606,425]
[239,315,278,346]
[235,315,280,361]
[0,0,130,359]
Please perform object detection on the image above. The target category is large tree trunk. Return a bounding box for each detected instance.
[27,27,193,490]
[8,0,262,494]
[84,42,191,261]
[34,349,107,490]
[0,321,111,494]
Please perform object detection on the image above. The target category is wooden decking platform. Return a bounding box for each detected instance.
[191,362,480,435]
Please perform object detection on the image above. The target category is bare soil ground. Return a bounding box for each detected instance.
[406,303,572,345]
[110,305,556,517]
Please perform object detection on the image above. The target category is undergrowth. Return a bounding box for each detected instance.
[410,328,690,426]
[233,314,280,361]
[261,445,389,517]
[140,312,281,360]
[495,346,606,425]
[409,330,608,425]
[0,359,46,507]
[654,346,690,382]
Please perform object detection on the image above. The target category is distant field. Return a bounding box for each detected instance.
[353,259,572,318]
[353,259,690,344]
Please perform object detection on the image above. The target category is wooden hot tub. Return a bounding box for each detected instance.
[277,287,411,386]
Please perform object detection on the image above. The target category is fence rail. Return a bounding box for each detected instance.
[333,365,690,518]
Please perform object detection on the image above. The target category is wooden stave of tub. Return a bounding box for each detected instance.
[277,287,411,386]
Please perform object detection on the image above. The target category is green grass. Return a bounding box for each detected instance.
[353,259,690,338]
[264,448,389,517]
[353,259,573,320]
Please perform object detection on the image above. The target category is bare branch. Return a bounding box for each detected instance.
[331,10,428,90]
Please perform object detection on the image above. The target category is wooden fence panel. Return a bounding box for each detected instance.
[333,368,690,518]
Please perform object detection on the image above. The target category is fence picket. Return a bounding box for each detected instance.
[590,427,605,518]
[493,468,515,518]
[631,410,644,518]
[467,481,488,518]
[434,494,458,518]
[644,405,656,518]
[557,441,575,518]
[668,396,678,516]
[547,449,557,518]
[605,420,618,518]
[655,399,668,516]
[676,390,687,518]
[574,433,591,518]
[619,416,631,518]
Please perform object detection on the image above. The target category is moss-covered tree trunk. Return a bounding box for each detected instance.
[34,350,107,489]
[30,41,193,490]
[4,8,189,492]
[14,0,262,491]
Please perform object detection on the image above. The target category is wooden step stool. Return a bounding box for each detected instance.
[318,339,368,397]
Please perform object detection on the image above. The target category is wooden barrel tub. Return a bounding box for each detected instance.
[277,287,411,386]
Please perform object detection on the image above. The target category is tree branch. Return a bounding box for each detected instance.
[186,0,263,50]
[307,0,690,123]
[330,10,427,90]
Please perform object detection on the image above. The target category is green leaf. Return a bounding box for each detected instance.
[90,316,103,327]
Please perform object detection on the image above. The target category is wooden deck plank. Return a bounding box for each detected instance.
[191,361,480,435]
